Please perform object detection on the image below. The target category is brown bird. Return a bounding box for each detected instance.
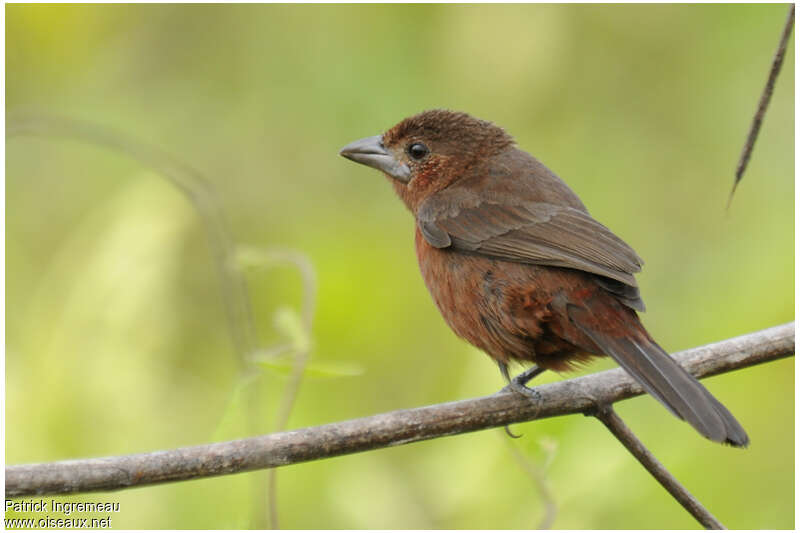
[340,109,748,447]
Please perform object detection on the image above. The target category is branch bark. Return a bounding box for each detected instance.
[6,322,794,497]
[594,406,725,529]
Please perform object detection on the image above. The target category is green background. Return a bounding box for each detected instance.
[6,4,794,529]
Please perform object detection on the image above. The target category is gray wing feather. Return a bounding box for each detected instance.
[419,199,643,287]
[416,149,646,310]
[419,220,451,248]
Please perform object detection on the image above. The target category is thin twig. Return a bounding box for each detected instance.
[260,251,317,529]
[593,405,724,529]
[503,435,558,529]
[231,248,318,528]
[730,4,794,207]
[6,322,793,497]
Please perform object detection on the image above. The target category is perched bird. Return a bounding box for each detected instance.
[340,109,748,447]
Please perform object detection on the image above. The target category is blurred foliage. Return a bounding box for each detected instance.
[6,4,794,529]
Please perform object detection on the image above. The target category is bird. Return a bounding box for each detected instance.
[339,109,748,447]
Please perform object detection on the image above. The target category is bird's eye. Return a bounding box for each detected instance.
[407,142,430,161]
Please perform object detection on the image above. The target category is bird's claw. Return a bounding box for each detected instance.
[498,363,546,400]
[506,378,542,402]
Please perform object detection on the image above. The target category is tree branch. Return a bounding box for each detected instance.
[594,405,724,529]
[6,322,793,498]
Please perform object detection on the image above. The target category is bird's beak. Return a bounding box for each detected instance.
[339,135,411,183]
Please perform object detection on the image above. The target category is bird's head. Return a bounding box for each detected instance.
[340,109,514,212]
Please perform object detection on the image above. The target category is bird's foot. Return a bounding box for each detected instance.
[499,363,546,399]
[498,363,546,438]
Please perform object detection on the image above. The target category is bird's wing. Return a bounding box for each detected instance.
[418,189,644,292]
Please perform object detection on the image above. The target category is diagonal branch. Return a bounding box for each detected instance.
[6,322,794,498]
[594,405,724,529]
[730,4,794,204]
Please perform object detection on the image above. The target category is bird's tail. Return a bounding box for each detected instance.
[567,305,749,447]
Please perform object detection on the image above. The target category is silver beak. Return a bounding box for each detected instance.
[339,135,411,183]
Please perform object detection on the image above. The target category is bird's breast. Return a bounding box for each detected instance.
[412,226,612,369]
[414,227,552,364]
